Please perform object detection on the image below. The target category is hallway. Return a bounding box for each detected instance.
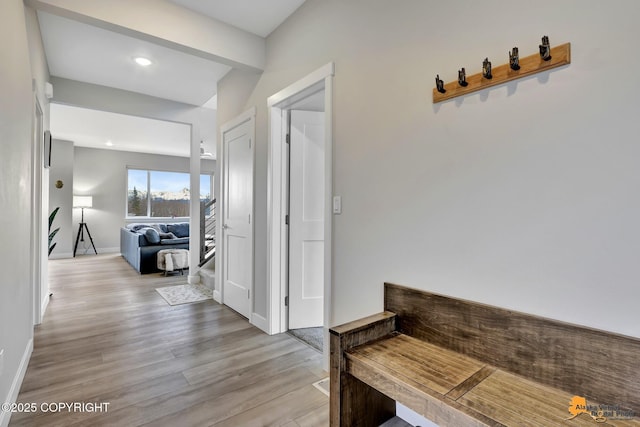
[11,254,328,426]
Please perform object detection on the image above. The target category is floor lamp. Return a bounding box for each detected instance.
[73,195,97,257]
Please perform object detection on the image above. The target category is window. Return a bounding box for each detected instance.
[127,169,212,218]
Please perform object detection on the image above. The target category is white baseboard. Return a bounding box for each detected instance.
[187,274,201,285]
[70,247,119,257]
[61,248,123,257]
[39,292,50,324]
[48,252,72,259]
[251,313,269,334]
[0,338,33,427]
[213,290,221,303]
[98,247,119,254]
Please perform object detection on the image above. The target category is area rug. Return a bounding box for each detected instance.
[288,327,323,352]
[155,284,213,306]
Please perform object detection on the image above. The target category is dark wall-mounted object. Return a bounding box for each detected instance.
[539,35,552,61]
[457,68,468,87]
[44,130,52,169]
[509,47,520,70]
[435,74,446,93]
[482,58,492,79]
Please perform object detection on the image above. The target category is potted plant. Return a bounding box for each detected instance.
[49,207,60,256]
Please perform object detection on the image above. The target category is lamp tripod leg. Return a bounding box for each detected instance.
[73,222,97,257]
[73,223,83,257]
[83,223,98,255]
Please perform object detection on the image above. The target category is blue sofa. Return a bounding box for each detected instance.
[120,222,190,273]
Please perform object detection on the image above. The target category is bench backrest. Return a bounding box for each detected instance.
[384,282,640,412]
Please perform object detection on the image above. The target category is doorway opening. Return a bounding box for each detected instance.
[267,62,334,367]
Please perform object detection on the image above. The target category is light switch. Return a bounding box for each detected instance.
[333,196,342,214]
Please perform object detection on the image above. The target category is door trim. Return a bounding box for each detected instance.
[266,63,334,363]
[216,107,256,322]
[31,95,45,326]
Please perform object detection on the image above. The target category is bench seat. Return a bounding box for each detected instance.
[330,284,640,427]
[347,331,640,426]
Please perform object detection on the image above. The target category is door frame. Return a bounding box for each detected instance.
[266,63,334,347]
[216,107,256,321]
[31,95,46,325]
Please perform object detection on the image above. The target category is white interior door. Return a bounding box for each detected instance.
[289,110,324,329]
[222,116,253,319]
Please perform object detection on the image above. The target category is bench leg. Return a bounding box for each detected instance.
[330,329,395,426]
[333,372,395,427]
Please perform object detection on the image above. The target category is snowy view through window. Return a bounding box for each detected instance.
[127,169,212,218]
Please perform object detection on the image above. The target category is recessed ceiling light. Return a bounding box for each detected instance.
[106,141,114,147]
[134,57,152,67]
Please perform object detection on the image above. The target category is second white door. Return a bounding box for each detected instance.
[288,110,324,329]
[222,115,253,319]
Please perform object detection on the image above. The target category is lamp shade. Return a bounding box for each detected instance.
[73,196,93,208]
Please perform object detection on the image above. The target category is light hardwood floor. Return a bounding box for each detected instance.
[10,254,329,427]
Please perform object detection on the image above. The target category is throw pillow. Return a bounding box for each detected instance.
[167,223,189,238]
[143,227,161,244]
[159,232,176,240]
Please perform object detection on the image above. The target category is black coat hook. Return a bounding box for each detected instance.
[458,68,468,87]
[482,58,492,79]
[509,47,520,70]
[539,36,552,61]
[435,74,446,93]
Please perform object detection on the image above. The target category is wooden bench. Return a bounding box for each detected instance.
[330,283,640,426]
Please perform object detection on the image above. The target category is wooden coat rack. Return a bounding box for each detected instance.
[433,42,571,103]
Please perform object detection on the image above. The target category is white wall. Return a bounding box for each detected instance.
[217,0,640,339]
[48,139,74,258]
[73,146,215,253]
[0,1,40,425]
[24,2,52,324]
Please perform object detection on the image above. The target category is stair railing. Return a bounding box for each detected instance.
[199,198,216,267]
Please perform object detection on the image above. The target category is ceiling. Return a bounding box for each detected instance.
[38,0,307,158]
[39,11,232,107]
[50,104,191,158]
[168,0,307,38]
